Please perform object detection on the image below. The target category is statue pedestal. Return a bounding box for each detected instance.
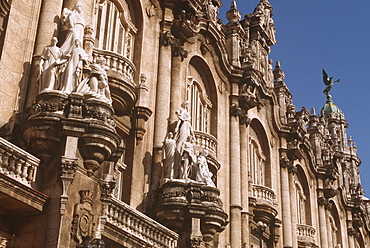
[155,180,227,247]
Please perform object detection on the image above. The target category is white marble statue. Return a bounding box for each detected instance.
[196,150,215,187]
[60,2,85,55]
[76,57,112,103]
[174,101,194,151]
[60,39,88,94]
[179,136,197,179]
[162,132,176,179]
[38,37,63,92]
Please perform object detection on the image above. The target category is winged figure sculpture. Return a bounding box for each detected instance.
[322,69,340,100]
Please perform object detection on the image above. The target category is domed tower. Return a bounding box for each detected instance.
[320,96,348,153]
[320,69,348,152]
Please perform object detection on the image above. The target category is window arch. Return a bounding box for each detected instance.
[94,0,137,59]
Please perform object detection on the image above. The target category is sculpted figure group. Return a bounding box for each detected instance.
[38,2,112,104]
[162,101,215,187]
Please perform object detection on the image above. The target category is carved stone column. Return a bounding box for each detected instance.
[317,191,329,248]
[240,120,250,247]
[229,98,242,248]
[154,28,173,148]
[169,52,182,124]
[280,155,293,248]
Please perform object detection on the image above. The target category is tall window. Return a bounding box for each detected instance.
[187,64,212,133]
[249,139,265,185]
[94,0,136,59]
[295,182,306,224]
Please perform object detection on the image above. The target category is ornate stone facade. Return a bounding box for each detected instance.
[0,0,369,248]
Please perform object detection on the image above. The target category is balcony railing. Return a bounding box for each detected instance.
[297,223,316,244]
[105,198,178,248]
[92,48,135,83]
[193,130,217,157]
[252,184,277,206]
[0,137,39,186]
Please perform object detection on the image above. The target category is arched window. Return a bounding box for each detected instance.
[295,181,306,224]
[328,203,342,248]
[0,0,11,56]
[294,165,312,226]
[187,64,212,133]
[94,0,136,59]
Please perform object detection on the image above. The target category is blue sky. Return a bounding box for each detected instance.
[219,0,370,197]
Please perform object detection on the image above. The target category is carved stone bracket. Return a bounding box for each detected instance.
[131,106,152,144]
[100,180,116,201]
[280,156,296,174]
[161,31,188,61]
[230,103,251,126]
[317,196,332,211]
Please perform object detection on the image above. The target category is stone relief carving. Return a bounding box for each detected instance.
[205,0,218,22]
[71,190,96,246]
[161,102,216,187]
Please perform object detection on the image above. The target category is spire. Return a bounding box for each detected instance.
[273,61,285,81]
[310,107,316,116]
[226,0,241,23]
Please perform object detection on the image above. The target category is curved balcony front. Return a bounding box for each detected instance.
[297,223,317,246]
[92,49,137,116]
[193,131,217,158]
[250,184,278,224]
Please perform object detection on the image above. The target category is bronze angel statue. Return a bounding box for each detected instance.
[322,69,340,100]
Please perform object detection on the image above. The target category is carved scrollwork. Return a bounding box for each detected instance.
[29,99,66,116]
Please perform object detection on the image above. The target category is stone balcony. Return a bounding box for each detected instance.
[193,130,217,157]
[103,198,178,248]
[0,137,48,216]
[297,223,316,246]
[250,184,278,224]
[0,137,39,185]
[251,184,277,206]
[92,48,137,116]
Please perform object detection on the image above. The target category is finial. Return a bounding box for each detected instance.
[310,107,316,116]
[226,1,241,23]
[273,61,285,81]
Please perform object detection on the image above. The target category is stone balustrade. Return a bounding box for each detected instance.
[252,184,277,206]
[0,137,39,186]
[193,130,217,156]
[106,198,178,248]
[297,223,316,244]
[92,48,135,83]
